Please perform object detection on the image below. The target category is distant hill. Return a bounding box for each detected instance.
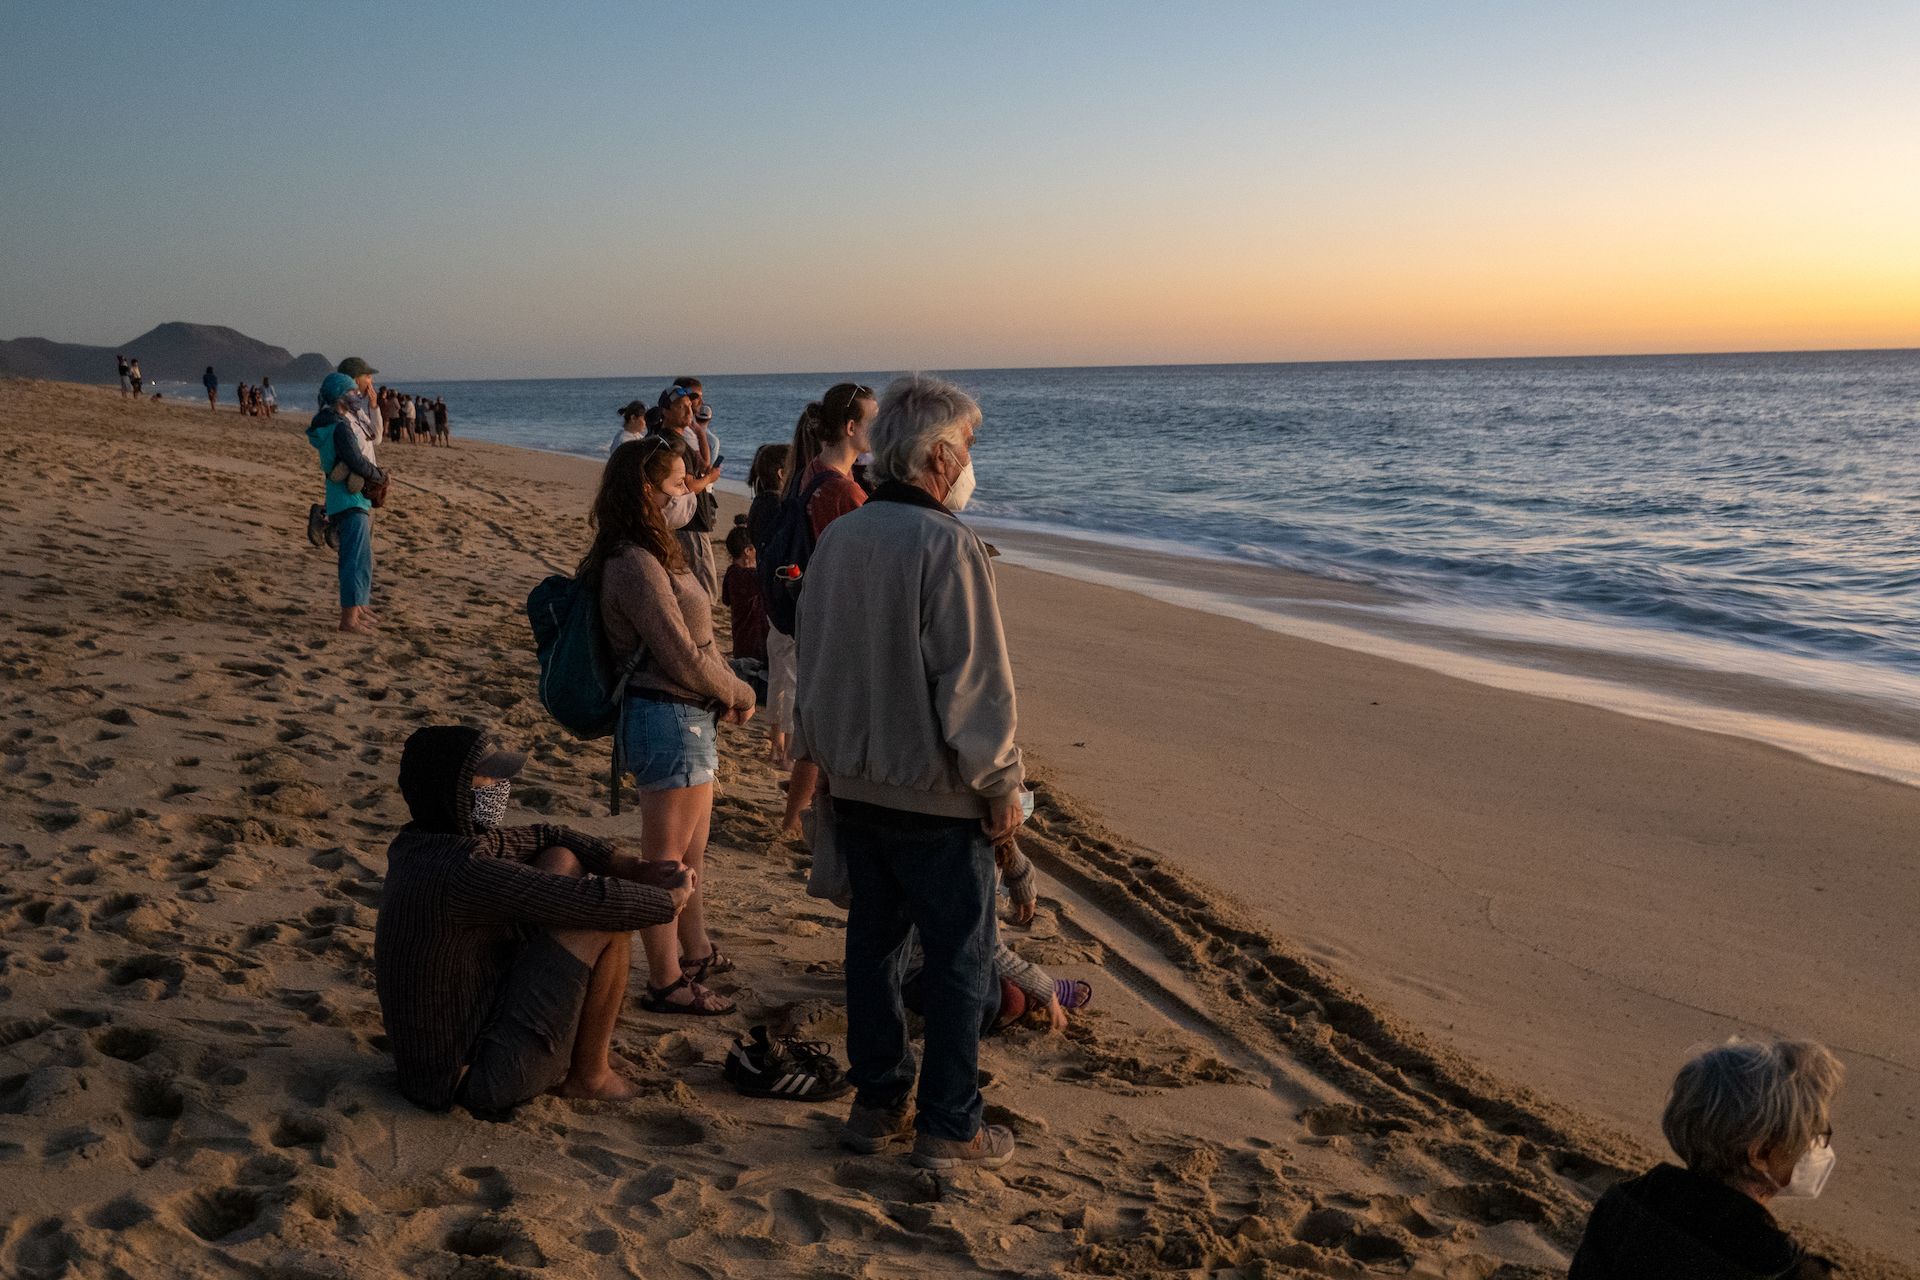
[0,322,333,385]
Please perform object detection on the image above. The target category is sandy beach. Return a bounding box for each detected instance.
[1,380,1912,1279]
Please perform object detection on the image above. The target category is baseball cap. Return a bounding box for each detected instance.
[336,357,378,378]
[618,400,646,420]
[472,739,526,781]
[657,385,694,408]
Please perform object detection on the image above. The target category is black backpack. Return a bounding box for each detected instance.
[758,469,840,637]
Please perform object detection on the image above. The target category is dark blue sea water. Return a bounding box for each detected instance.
[259,350,1920,716]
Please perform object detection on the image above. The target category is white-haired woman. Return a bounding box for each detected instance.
[1570,1036,1842,1279]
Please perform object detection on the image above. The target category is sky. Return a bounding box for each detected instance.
[4,2,1917,379]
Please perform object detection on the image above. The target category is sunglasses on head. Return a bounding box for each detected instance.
[662,386,693,402]
[836,383,873,406]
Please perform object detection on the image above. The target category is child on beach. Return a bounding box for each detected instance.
[720,520,768,665]
[901,837,1092,1035]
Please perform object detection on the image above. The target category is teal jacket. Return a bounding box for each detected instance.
[306,409,386,517]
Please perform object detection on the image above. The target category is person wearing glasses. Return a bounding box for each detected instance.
[776,381,878,838]
[1570,1036,1843,1279]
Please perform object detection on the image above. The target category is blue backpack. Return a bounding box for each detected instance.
[527,572,644,812]
[759,469,840,637]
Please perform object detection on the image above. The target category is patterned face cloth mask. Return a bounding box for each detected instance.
[470,781,511,829]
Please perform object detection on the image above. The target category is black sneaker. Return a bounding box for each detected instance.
[306,504,329,547]
[722,1027,851,1101]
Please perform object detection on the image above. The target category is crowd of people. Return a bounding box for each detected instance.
[297,360,1851,1266]
[374,386,451,445]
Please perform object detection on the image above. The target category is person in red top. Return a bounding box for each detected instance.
[780,381,877,836]
[720,521,769,662]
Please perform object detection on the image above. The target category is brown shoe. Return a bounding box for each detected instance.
[909,1125,1014,1170]
[839,1101,913,1154]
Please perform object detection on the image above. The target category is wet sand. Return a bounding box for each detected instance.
[0,380,1911,1277]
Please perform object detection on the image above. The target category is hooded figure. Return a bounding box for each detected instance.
[373,725,681,1111]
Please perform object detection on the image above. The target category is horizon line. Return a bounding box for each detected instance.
[365,342,1920,385]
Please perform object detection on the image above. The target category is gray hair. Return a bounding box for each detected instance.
[1661,1037,1843,1183]
[868,374,981,486]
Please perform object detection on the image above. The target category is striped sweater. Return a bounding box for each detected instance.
[373,727,677,1110]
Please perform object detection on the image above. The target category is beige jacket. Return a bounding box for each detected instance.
[792,484,1023,818]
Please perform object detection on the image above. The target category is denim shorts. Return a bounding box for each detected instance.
[619,695,718,792]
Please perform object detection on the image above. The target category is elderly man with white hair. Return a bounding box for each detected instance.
[1571,1035,1844,1278]
[791,373,1026,1171]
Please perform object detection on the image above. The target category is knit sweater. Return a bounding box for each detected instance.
[599,544,753,709]
[373,727,678,1110]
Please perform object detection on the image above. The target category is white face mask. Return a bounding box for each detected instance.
[942,459,976,513]
[662,491,698,530]
[1773,1142,1836,1200]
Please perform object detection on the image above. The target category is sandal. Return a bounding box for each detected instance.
[1055,978,1094,1010]
[681,948,736,982]
[639,974,735,1017]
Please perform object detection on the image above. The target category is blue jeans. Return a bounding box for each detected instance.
[838,799,997,1142]
[334,508,372,608]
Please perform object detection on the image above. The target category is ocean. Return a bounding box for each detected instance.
[240,350,1920,777]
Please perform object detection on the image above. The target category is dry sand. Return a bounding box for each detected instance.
[0,380,1910,1279]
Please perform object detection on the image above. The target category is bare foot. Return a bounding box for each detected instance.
[779,822,804,842]
[557,1067,640,1101]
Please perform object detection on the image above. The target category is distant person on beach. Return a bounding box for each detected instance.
[793,373,1025,1170]
[261,377,277,417]
[116,355,130,397]
[202,365,218,410]
[127,357,142,397]
[1570,1037,1842,1279]
[307,368,387,634]
[776,382,876,839]
[586,437,756,1016]
[608,400,647,457]
[375,725,695,1111]
[649,385,724,600]
[432,396,448,445]
[746,441,792,764]
[721,522,768,664]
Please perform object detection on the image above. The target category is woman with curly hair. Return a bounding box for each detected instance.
[585,437,756,1016]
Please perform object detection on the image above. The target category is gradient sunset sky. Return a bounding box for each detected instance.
[5,2,1916,378]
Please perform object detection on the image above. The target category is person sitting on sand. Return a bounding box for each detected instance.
[1570,1036,1842,1279]
[589,436,757,1016]
[305,371,387,634]
[375,725,695,1112]
[794,373,1026,1171]
[902,837,1090,1035]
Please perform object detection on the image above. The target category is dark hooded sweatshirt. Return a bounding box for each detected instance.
[373,726,676,1110]
[1570,1164,1833,1280]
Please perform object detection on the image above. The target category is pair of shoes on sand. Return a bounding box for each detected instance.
[839,1101,1014,1169]
[306,505,338,550]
